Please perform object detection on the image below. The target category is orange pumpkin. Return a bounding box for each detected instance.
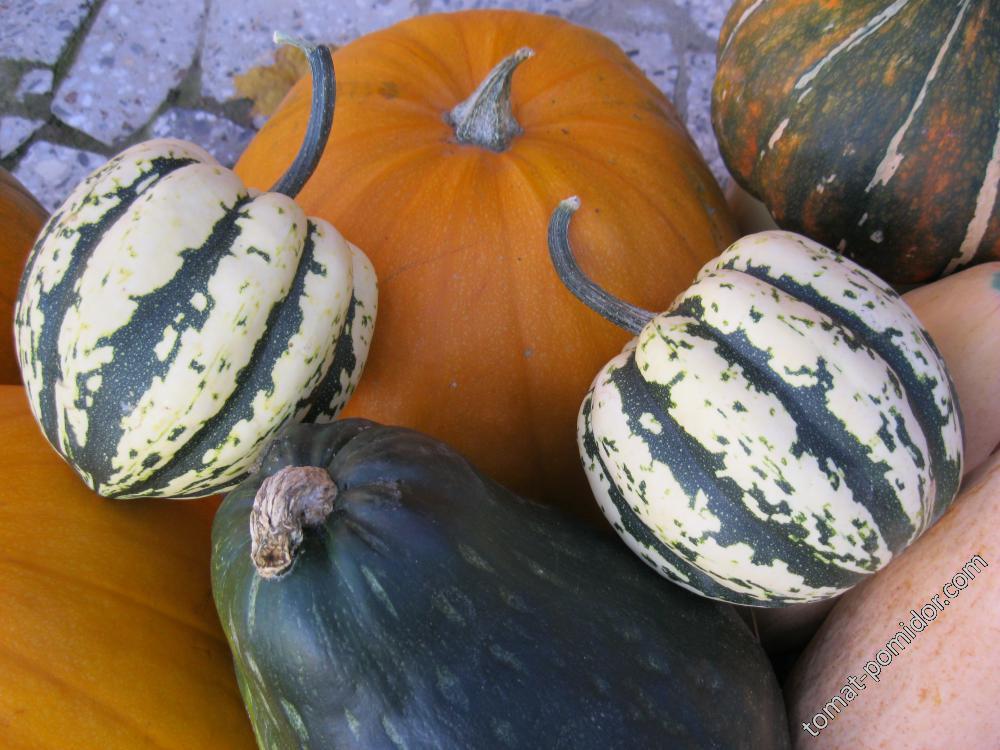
[236,10,736,523]
[0,169,47,384]
[0,385,255,749]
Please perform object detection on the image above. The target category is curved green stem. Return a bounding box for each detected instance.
[447,48,533,152]
[547,197,657,335]
[269,32,335,198]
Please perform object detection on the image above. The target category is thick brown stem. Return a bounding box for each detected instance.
[250,465,338,578]
[447,48,533,152]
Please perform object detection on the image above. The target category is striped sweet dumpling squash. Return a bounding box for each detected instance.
[712,0,999,284]
[14,37,376,499]
[549,198,964,607]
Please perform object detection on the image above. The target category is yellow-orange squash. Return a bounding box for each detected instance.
[904,262,1000,476]
[0,169,46,384]
[785,449,1000,749]
[0,385,255,749]
[236,10,736,522]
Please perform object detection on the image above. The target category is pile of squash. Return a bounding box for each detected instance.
[2,6,997,749]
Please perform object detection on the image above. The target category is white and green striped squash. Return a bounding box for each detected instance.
[14,38,377,499]
[548,198,963,607]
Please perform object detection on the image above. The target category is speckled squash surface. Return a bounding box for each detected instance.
[211,420,790,750]
[576,231,963,606]
[903,262,1000,474]
[713,0,1000,284]
[14,139,376,498]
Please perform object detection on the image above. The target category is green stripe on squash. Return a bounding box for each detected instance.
[13,37,377,498]
[550,198,963,606]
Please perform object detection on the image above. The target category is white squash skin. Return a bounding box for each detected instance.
[725,188,1000,476]
[14,138,377,498]
[720,192,999,644]
[904,262,1000,476]
[724,181,1000,467]
[785,450,1000,750]
[745,259,1000,652]
[580,231,963,606]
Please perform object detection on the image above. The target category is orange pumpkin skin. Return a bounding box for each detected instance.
[236,10,737,524]
[0,385,255,749]
[904,262,1000,476]
[0,170,46,384]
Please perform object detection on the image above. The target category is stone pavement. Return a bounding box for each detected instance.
[0,0,732,211]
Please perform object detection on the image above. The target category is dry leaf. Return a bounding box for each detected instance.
[233,44,335,119]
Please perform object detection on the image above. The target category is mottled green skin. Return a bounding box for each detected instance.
[212,420,790,750]
[713,0,999,284]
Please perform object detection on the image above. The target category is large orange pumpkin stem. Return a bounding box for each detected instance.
[250,465,339,578]
[447,47,534,152]
[269,32,335,198]
[548,197,657,335]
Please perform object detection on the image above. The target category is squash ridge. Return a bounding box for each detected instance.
[113,218,326,498]
[20,156,198,445]
[724,257,962,523]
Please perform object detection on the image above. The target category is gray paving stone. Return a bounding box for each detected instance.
[677,0,729,42]
[0,0,94,65]
[7,0,733,210]
[606,26,679,101]
[150,108,255,168]
[419,0,597,13]
[14,141,106,212]
[201,0,417,101]
[0,116,45,157]
[51,0,207,145]
[683,50,726,185]
[574,1,681,102]
[16,68,55,100]
[205,0,687,114]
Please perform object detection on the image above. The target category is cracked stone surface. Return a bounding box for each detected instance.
[0,0,94,65]
[16,68,55,100]
[677,0,728,41]
[150,108,255,168]
[0,116,46,157]
[14,141,106,211]
[51,0,207,145]
[201,0,417,102]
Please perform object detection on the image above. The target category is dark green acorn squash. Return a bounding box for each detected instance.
[211,420,790,750]
[712,0,999,284]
